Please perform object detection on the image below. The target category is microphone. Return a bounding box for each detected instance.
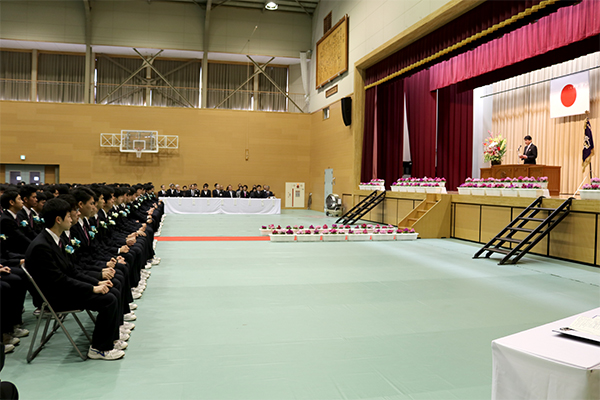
[517,145,522,159]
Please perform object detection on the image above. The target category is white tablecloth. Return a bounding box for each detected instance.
[492,308,600,400]
[161,197,281,215]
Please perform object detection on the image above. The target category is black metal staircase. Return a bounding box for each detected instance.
[473,196,573,265]
[336,191,386,225]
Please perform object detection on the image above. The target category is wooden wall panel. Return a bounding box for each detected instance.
[0,101,311,204]
[480,206,512,243]
[454,204,480,241]
[549,213,596,265]
[308,100,354,212]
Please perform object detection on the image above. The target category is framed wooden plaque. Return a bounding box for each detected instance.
[316,15,349,90]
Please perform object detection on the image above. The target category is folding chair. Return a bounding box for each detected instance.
[22,265,97,363]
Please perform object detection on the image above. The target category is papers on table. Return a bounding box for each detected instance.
[552,315,600,343]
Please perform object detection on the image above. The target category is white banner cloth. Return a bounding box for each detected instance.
[161,197,281,215]
[492,307,600,400]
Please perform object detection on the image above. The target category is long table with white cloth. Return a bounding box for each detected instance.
[492,307,600,400]
[161,197,281,215]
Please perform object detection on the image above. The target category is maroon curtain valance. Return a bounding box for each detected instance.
[430,0,600,91]
[365,0,551,86]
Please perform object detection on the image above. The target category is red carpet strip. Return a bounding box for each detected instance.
[156,236,269,242]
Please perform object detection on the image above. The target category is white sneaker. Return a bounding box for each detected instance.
[124,312,137,321]
[151,259,160,265]
[144,264,152,270]
[113,340,128,350]
[132,291,142,300]
[141,270,151,277]
[12,327,29,338]
[120,331,130,341]
[4,344,15,353]
[87,347,125,360]
[129,303,138,310]
[2,335,19,346]
[119,327,131,335]
[122,321,135,330]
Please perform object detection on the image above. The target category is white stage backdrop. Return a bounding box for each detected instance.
[161,197,281,215]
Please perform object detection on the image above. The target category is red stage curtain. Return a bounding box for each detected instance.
[437,85,473,191]
[405,69,437,178]
[361,87,377,183]
[376,79,404,189]
[430,0,600,90]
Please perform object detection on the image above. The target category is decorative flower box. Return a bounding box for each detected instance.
[501,189,519,197]
[270,234,296,242]
[322,234,347,242]
[296,234,321,242]
[425,187,443,194]
[359,185,385,191]
[518,189,543,198]
[390,186,402,192]
[470,188,485,196]
[372,233,395,241]
[540,182,548,189]
[259,229,272,236]
[457,187,471,195]
[396,233,419,241]
[484,188,501,197]
[348,234,370,241]
[581,190,600,200]
[414,187,426,193]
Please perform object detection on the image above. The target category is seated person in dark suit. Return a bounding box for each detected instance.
[223,185,235,198]
[212,183,222,198]
[519,135,538,164]
[250,185,264,198]
[166,183,177,197]
[262,185,275,198]
[238,185,250,198]
[0,191,32,256]
[158,185,168,197]
[16,185,38,240]
[181,186,191,197]
[189,184,200,197]
[25,198,127,360]
[200,183,211,197]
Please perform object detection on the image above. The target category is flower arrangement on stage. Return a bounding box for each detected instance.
[483,132,507,163]
[582,184,600,190]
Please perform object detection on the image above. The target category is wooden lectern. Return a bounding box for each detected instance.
[480,164,561,197]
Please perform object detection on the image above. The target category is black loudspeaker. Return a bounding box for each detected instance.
[341,97,352,126]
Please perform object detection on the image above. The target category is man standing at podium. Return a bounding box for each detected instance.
[519,135,537,164]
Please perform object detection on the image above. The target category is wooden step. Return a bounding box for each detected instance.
[495,237,526,244]
[518,217,546,222]
[484,247,512,255]
[507,227,534,232]
[530,207,557,212]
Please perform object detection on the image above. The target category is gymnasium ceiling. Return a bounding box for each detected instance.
[150,0,320,16]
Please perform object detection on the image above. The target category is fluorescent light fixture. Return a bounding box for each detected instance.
[265,1,278,10]
[20,155,26,160]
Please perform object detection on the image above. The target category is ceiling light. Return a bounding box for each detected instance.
[265,2,278,10]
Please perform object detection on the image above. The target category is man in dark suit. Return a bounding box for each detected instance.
[166,184,177,197]
[200,183,211,197]
[519,135,537,164]
[189,184,200,197]
[251,185,264,198]
[181,186,191,197]
[262,185,275,198]
[212,183,222,198]
[223,185,235,198]
[157,185,168,197]
[16,185,38,240]
[238,185,250,199]
[0,191,32,256]
[25,198,126,360]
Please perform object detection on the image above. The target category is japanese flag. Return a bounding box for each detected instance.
[550,71,589,119]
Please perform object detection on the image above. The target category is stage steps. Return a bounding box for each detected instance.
[473,196,574,265]
[336,190,386,225]
[397,193,442,229]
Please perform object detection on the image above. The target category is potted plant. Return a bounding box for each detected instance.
[580,183,600,200]
[396,228,418,241]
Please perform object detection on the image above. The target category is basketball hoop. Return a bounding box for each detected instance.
[134,146,143,158]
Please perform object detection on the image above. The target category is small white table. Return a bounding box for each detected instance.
[160,197,281,215]
[492,308,600,400]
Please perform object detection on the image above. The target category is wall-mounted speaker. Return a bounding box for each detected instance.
[341,97,352,126]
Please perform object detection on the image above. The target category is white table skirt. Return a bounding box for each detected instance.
[161,197,281,215]
[492,307,600,400]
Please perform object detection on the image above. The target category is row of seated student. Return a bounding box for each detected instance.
[0,182,164,360]
[158,183,275,198]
